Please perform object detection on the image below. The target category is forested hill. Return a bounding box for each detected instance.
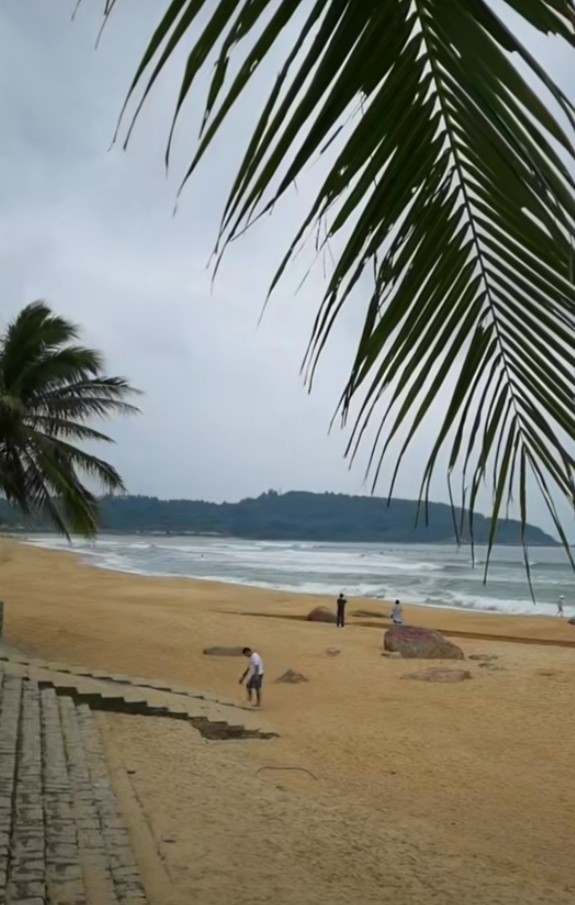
[0,491,556,545]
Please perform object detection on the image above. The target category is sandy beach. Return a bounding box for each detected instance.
[2,538,575,904]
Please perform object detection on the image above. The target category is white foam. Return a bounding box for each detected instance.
[20,534,574,617]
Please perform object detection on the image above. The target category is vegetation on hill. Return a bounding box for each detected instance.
[0,490,556,546]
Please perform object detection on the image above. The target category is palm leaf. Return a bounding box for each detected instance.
[0,301,81,388]
[0,302,140,536]
[92,0,575,571]
[35,435,127,494]
[36,377,142,420]
[28,417,115,443]
[21,444,101,538]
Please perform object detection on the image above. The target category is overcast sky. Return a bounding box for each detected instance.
[0,1,573,537]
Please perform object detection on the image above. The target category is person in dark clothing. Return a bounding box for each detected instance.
[336,592,347,628]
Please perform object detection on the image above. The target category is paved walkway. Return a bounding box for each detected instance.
[0,645,277,904]
[0,671,146,904]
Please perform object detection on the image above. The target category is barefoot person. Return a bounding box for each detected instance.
[557,595,565,617]
[239,647,264,707]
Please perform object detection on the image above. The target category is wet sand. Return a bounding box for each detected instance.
[2,539,575,904]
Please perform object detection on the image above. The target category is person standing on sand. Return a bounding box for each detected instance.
[557,595,565,617]
[336,592,347,628]
[392,599,404,625]
[239,647,264,707]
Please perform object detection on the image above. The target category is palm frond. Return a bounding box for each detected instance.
[0,302,139,536]
[34,435,126,494]
[0,445,31,513]
[29,418,115,443]
[15,436,126,539]
[38,377,142,420]
[1,302,80,386]
[11,347,105,401]
[94,0,575,568]
[21,448,99,538]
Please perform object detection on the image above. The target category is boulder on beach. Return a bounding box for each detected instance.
[402,667,472,683]
[383,625,464,660]
[203,646,245,657]
[569,617,575,626]
[275,669,309,684]
[469,654,498,662]
[307,606,336,624]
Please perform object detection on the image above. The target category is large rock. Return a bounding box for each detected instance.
[383,625,464,660]
[569,616,575,626]
[402,667,472,683]
[275,669,309,684]
[307,606,336,624]
[203,646,245,657]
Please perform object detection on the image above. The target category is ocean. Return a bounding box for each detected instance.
[25,534,575,619]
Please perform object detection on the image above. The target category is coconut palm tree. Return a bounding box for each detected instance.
[0,301,139,536]
[91,1,575,564]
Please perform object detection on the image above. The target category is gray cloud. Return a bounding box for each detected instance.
[0,1,572,537]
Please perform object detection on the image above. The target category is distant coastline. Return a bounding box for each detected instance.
[0,490,558,546]
[3,528,558,548]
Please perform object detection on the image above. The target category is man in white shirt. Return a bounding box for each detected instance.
[239,647,264,707]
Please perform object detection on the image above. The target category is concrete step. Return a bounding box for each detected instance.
[0,667,149,905]
[59,694,123,905]
[59,696,147,905]
[0,652,251,712]
[1,652,278,743]
[6,680,46,903]
[0,673,20,901]
[76,704,146,905]
[28,666,276,740]
[41,686,87,905]
[0,674,33,905]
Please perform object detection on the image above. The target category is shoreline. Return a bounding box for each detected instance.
[19,533,575,630]
[4,537,574,648]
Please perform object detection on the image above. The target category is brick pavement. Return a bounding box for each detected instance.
[0,643,278,904]
[0,672,147,905]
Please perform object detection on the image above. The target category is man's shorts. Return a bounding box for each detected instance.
[247,674,263,691]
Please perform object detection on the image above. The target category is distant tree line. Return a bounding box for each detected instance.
[0,490,556,546]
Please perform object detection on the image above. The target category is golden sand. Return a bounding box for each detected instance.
[2,539,575,904]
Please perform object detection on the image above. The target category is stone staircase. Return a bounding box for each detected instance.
[0,647,277,905]
[0,672,147,905]
[0,653,276,741]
